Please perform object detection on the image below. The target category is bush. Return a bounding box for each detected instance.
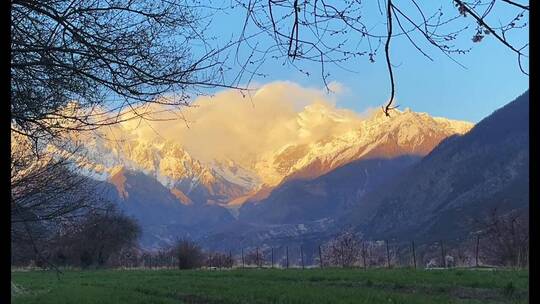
[174,239,204,269]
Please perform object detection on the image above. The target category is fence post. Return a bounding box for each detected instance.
[386,240,391,268]
[412,241,416,269]
[362,242,367,269]
[286,246,289,269]
[318,245,323,268]
[440,240,445,268]
[341,243,345,268]
[300,245,305,269]
[525,245,529,268]
[256,247,260,268]
[271,247,274,268]
[517,246,521,269]
[475,235,480,267]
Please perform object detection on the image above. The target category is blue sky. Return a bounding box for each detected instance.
[201,1,528,123]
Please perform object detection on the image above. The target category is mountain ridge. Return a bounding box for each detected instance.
[52,104,478,250]
[61,106,473,210]
[343,91,529,242]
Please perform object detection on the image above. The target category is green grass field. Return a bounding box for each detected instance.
[11,268,528,304]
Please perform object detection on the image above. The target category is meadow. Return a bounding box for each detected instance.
[11,267,528,304]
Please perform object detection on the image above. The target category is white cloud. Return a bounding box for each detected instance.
[99,81,366,168]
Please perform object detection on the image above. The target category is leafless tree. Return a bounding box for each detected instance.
[447,241,475,267]
[45,207,141,268]
[11,132,114,270]
[233,0,528,116]
[10,0,245,270]
[133,249,178,269]
[362,240,399,267]
[205,252,234,268]
[174,238,205,269]
[321,230,362,267]
[108,246,142,268]
[11,0,246,147]
[475,208,528,267]
[244,248,264,267]
[12,204,140,268]
[11,133,109,226]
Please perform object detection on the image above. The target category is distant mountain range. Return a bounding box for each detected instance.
[72,105,472,205]
[62,92,528,250]
[200,92,528,251]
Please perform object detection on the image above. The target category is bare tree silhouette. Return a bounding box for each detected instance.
[11,0,248,147]
[10,0,247,270]
[233,0,528,116]
[474,208,528,267]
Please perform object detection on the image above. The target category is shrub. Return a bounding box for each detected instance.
[174,238,204,269]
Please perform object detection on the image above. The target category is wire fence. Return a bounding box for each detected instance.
[107,234,528,271]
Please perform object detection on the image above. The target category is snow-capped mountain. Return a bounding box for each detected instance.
[254,108,472,186]
[44,101,476,249]
[205,92,528,251]
[66,137,254,206]
[64,106,473,210]
[103,167,236,249]
[235,108,472,224]
[342,91,529,243]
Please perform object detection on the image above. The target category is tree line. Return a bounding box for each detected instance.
[12,204,140,269]
[13,207,526,270]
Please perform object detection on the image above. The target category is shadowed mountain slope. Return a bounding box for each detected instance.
[343,91,529,242]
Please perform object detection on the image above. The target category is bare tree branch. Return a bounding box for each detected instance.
[232,0,528,115]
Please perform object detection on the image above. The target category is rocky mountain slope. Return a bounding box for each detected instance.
[73,107,472,206]
[201,91,528,251]
[254,108,472,187]
[342,91,529,242]
[239,155,421,224]
[103,167,235,248]
[237,109,473,224]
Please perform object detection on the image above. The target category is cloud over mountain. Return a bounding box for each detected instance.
[102,81,365,169]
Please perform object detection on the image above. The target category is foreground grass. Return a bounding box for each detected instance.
[11,268,528,304]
